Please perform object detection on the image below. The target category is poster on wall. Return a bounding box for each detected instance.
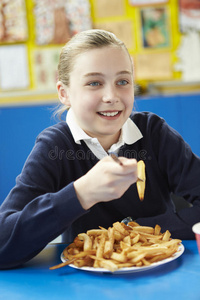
[0,45,29,90]
[94,20,134,49]
[135,52,172,80]
[179,0,200,32]
[174,31,200,81]
[0,0,28,43]
[34,0,92,45]
[33,48,60,90]
[140,6,170,48]
[94,0,125,18]
[129,0,168,6]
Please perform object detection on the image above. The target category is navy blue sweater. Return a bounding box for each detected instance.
[0,112,200,269]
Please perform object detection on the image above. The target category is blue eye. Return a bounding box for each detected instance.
[88,81,100,86]
[117,80,128,86]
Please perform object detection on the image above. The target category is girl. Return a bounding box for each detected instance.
[0,29,200,269]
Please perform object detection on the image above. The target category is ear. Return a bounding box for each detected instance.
[56,81,71,107]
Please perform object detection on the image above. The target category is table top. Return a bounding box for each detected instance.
[0,240,199,300]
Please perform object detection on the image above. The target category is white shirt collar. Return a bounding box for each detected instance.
[66,109,92,144]
[66,108,143,159]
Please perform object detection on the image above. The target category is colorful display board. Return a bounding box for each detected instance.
[0,0,199,105]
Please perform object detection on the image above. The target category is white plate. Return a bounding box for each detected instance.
[60,243,184,274]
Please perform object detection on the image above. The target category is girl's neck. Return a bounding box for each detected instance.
[97,130,121,152]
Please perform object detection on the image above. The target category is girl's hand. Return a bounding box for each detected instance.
[73,156,138,210]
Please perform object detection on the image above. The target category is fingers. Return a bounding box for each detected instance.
[99,156,138,187]
[74,156,140,210]
[105,156,138,176]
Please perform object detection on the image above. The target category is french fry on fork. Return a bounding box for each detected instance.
[136,160,146,201]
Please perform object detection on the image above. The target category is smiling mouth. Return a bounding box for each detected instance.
[98,111,121,117]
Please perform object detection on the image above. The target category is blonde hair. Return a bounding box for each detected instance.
[55,29,132,118]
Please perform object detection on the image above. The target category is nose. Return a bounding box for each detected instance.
[102,85,119,103]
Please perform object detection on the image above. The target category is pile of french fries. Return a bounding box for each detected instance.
[50,221,182,272]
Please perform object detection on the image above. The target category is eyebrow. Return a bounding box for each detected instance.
[83,70,132,77]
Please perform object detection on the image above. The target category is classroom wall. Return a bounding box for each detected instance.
[1,0,200,106]
[0,93,199,204]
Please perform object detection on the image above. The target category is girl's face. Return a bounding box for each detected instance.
[58,46,134,149]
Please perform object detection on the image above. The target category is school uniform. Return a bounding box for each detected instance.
[0,109,200,269]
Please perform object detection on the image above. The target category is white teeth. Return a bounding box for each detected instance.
[99,111,119,117]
